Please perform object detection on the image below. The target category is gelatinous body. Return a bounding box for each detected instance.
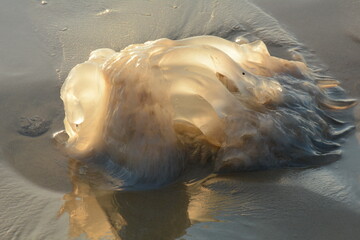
[58,36,354,186]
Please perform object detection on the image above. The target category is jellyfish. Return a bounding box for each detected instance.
[56,35,355,186]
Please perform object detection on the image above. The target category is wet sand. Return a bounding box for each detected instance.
[0,0,359,239]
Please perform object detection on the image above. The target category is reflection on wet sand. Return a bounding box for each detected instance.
[112,185,191,240]
[59,159,195,240]
[58,157,360,240]
[57,159,288,240]
[58,159,124,240]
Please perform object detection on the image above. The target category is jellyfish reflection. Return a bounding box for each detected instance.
[58,159,192,240]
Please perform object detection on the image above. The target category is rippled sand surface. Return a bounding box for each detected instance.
[0,0,359,239]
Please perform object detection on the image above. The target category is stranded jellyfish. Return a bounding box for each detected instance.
[56,36,355,186]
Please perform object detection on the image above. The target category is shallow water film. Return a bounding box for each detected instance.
[1,0,360,240]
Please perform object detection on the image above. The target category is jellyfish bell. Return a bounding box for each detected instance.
[56,35,355,186]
